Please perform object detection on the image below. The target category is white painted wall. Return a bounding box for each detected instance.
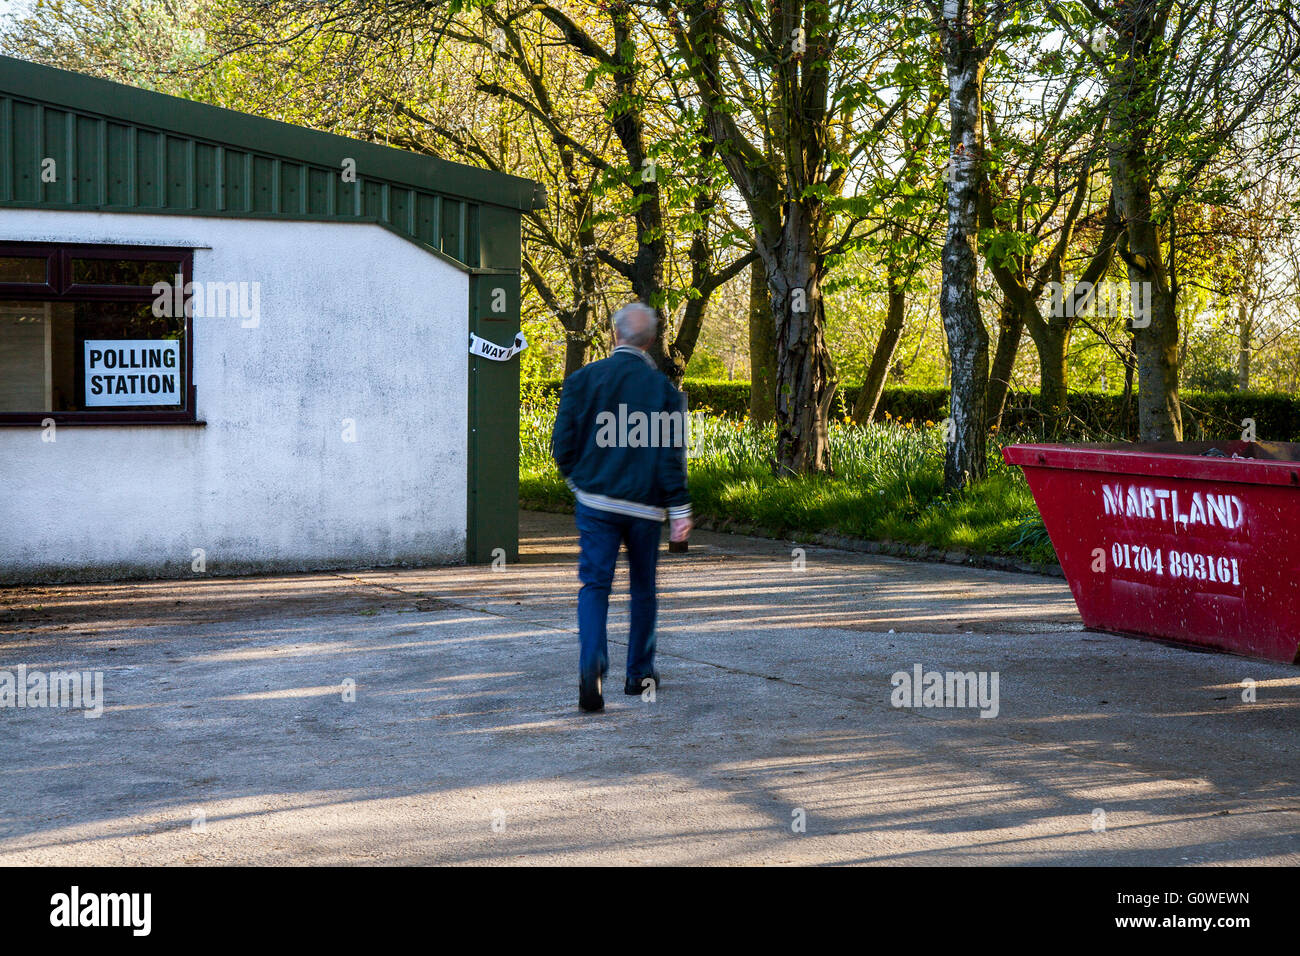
[0,210,468,581]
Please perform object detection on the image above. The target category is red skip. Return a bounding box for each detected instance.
[1004,441,1300,663]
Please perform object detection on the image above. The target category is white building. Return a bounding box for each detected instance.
[0,57,541,582]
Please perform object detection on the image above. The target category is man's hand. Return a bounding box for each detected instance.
[669,517,693,542]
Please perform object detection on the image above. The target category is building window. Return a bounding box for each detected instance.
[0,242,195,424]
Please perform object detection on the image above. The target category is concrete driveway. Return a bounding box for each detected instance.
[1,511,1296,865]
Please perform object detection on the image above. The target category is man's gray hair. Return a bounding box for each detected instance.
[612,302,657,349]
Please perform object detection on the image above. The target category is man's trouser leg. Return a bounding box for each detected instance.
[575,501,620,685]
[623,514,661,686]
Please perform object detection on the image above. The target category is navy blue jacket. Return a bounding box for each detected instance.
[551,346,691,522]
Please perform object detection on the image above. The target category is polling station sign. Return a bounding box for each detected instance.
[84,340,181,406]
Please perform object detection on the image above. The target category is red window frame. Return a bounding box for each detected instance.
[0,241,197,425]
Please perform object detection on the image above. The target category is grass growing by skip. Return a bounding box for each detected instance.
[519,400,1057,566]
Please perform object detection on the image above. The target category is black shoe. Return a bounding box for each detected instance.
[579,675,604,712]
[625,672,661,696]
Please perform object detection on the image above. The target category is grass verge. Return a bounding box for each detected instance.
[520,404,1058,569]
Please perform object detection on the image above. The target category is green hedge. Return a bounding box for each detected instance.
[532,378,1300,441]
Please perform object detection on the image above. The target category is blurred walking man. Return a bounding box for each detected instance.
[551,302,693,712]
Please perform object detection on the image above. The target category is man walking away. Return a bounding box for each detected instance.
[551,302,693,712]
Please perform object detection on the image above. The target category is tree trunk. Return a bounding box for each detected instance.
[1238,298,1250,390]
[563,333,587,377]
[1122,337,1137,437]
[853,281,906,424]
[1029,319,1069,434]
[764,214,836,475]
[1117,217,1181,439]
[748,259,777,423]
[985,297,1022,431]
[564,223,599,376]
[1109,1,1182,441]
[673,0,834,474]
[665,297,701,385]
[939,3,990,489]
[608,7,671,374]
[663,133,720,384]
[1130,276,1181,440]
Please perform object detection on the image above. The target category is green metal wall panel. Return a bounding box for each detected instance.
[42,108,66,203]
[0,56,544,215]
[416,193,438,247]
[195,141,218,209]
[136,129,159,205]
[0,94,528,232]
[440,197,462,262]
[465,204,480,268]
[11,100,36,201]
[165,135,188,208]
[74,115,98,204]
[224,148,247,211]
[390,186,411,236]
[250,154,274,213]
[280,161,303,216]
[466,272,521,564]
[106,123,131,205]
[308,167,330,215]
[476,204,522,272]
[0,56,547,270]
[334,174,354,218]
[362,179,383,219]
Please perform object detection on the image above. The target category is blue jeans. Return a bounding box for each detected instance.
[575,501,661,686]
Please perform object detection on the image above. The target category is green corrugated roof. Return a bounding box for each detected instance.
[0,55,545,269]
